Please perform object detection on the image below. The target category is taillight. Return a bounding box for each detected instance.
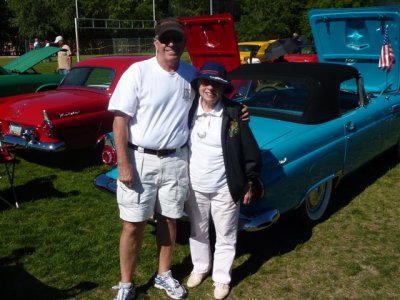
[102,144,117,166]
[41,110,54,137]
[42,121,53,137]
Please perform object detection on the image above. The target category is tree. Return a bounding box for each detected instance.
[6,0,75,40]
[3,0,394,47]
[0,0,13,40]
[238,0,306,41]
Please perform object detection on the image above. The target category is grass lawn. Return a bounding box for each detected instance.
[1,147,399,300]
[0,56,400,299]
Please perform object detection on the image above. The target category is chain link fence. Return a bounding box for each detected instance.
[1,37,155,56]
[79,37,155,55]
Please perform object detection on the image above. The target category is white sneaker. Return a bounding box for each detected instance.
[154,270,187,299]
[213,282,230,300]
[186,272,208,288]
[112,282,135,300]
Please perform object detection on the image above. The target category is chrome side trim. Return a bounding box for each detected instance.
[1,135,65,152]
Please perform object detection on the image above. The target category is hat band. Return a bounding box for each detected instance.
[208,75,229,84]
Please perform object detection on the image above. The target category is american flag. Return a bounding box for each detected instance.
[378,26,395,72]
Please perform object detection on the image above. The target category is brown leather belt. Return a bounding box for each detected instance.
[128,143,180,157]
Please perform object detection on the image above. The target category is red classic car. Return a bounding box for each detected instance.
[281,44,318,63]
[0,55,151,151]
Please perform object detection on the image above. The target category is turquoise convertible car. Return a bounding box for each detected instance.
[94,7,400,230]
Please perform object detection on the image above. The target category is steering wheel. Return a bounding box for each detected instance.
[255,85,279,93]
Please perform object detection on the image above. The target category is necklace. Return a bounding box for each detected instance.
[196,115,210,139]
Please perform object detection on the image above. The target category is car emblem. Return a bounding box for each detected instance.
[59,111,80,118]
[14,110,20,117]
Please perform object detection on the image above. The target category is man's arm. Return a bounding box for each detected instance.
[113,111,133,187]
[240,104,250,122]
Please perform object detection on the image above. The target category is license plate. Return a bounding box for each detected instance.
[9,124,22,136]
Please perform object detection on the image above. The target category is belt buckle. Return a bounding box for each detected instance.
[156,150,166,158]
[157,149,174,158]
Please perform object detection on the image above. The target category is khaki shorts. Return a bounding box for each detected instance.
[117,146,189,222]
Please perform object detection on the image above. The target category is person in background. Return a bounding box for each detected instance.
[33,38,41,49]
[292,32,303,53]
[54,35,71,75]
[185,62,262,300]
[42,39,52,62]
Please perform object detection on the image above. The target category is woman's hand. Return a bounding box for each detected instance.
[242,182,254,205]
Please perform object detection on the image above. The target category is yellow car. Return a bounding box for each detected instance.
[238,40,277,64]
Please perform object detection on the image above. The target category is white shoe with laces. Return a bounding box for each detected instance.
[112,282,135,300]
[186,272,208,288]
[154,270,187,299]
[213,282,230,300]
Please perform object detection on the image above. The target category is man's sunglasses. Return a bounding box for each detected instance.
[158,33,184,44]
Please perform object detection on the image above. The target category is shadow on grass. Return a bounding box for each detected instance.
[169,152,399,289]
[329,151,398,217]
[0,247,98,300]
[16,147,103,171]
[231,153,398,288]
[0,175,80,211]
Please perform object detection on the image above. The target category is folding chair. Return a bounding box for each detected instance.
[0,144,20,208]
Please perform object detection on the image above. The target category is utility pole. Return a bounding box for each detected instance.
[153,0,156,27]
[74,0,80,62]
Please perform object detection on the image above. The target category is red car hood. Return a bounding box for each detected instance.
[180,13,242,97]
[0,88,109,125]
[180,13,240,72]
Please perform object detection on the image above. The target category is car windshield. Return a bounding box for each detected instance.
[61,67,116,90]
[234,78,310,117]
[239,45,261,52]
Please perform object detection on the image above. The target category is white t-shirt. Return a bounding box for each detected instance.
[189,98,227,193]
[109,57,197,149]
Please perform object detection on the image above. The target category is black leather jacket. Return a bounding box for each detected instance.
[189,96,262,202]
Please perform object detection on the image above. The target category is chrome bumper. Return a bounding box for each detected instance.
[1,135,65,152]
[239,209,280,231]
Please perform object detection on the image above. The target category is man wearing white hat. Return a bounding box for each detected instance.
[54,35,71,75]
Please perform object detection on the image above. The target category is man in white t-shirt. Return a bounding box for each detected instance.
[108,18,197,300]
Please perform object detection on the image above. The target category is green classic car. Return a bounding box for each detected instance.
[0,47,64,98]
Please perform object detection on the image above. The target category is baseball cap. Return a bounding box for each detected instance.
[54,36,63,43]
[155,18,184,39]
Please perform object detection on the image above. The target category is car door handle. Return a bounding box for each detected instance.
[345,121,356,131]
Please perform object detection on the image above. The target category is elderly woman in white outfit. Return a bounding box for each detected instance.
[185,62,262,299]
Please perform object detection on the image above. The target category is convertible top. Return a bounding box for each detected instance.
[228,62,359,83]
[229,63,361,124]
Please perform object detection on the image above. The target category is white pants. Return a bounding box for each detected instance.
[186,186,239,284]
